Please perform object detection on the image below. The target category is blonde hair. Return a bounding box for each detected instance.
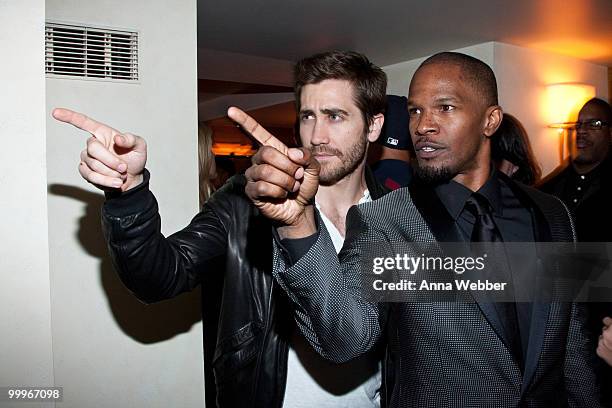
[198,124,217,206]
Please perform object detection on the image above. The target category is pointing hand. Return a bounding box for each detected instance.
[52,108,147,192]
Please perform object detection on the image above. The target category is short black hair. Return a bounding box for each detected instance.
[582,97,612,122]
[419,52,498,107]
[294,50,387,127]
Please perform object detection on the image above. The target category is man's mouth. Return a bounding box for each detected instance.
[415,142,445,159]
[313,153,337,160]
[575,138,591,149]
[311,147,342,160]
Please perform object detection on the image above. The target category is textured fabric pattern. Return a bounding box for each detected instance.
[273,187,602,407]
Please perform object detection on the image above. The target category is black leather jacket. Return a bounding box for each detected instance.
[102,168,388,407]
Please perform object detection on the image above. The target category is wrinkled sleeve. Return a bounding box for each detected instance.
[272,205,388,363]
[102,169,229,303]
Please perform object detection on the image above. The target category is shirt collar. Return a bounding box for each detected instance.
[359,189,372,204]
[315,188,371,210]
[477,169,503,215]
[434,169,503,220]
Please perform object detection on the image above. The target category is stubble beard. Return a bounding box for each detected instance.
[414,162,454,185]
[314,135,368,186]
[414,142,481,186]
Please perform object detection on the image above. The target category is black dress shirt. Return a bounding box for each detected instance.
[433,171,537,356]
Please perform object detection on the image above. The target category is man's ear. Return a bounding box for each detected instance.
[483,105,503,137]
[367,113,385,143]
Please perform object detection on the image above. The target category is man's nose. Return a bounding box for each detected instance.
[575,125,589,138]
[414,111,438,135]
[310,121,330,145]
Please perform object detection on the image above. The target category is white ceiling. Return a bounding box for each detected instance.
[198,0,612,67]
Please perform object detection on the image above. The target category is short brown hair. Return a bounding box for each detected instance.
[294,50,387,127]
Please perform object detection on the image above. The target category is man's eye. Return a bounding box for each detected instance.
[408,108,420,116]
[329,113,342,121]
[301,113,314,121]
[441,105,455,112]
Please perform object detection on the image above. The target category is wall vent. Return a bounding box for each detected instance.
[45,22,138,81]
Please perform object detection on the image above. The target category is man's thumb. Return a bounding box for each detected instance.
[114,133,139,149]
[114,134,128,146]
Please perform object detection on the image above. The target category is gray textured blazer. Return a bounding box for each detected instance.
[272,180,602,407]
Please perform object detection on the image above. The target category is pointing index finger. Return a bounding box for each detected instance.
[227,107,288,155]
[52,108,119,142]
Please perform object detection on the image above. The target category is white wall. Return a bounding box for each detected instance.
[45,0,203,407]
[383,41,609,178]
[494,42,609,176]
[0,1,55,407]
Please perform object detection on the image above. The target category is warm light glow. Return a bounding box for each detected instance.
[528,40,612,63]
[212,143,255,157]
[546,83,596,127]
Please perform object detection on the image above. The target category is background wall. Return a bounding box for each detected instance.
[383,41,609,178]
[45,0,203,407]
[0,1,55,407]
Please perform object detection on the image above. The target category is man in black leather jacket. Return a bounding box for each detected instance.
[53,51,392,407]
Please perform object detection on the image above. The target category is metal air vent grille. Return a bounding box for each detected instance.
[45,22,138,81]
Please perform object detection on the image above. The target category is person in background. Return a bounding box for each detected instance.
[540,97,612,405]
[598,317,612,367]
[541,97,612,241]
[198,123,218,206]
[597,316,612,406]
[491,113,541,186]
[370,95,413,189]
[212,156,236,190]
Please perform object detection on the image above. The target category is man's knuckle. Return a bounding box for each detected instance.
[284,175,295,189]
[260,147,272,161]
[260,164,274,179]
[255,182,269,196]
[251,150,263,164]
[262,146,280,162]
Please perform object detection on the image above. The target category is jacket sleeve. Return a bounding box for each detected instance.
[272,205,387,363]
[101,169,229,304]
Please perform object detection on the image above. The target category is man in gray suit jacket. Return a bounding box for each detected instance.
[235,52,602,406]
